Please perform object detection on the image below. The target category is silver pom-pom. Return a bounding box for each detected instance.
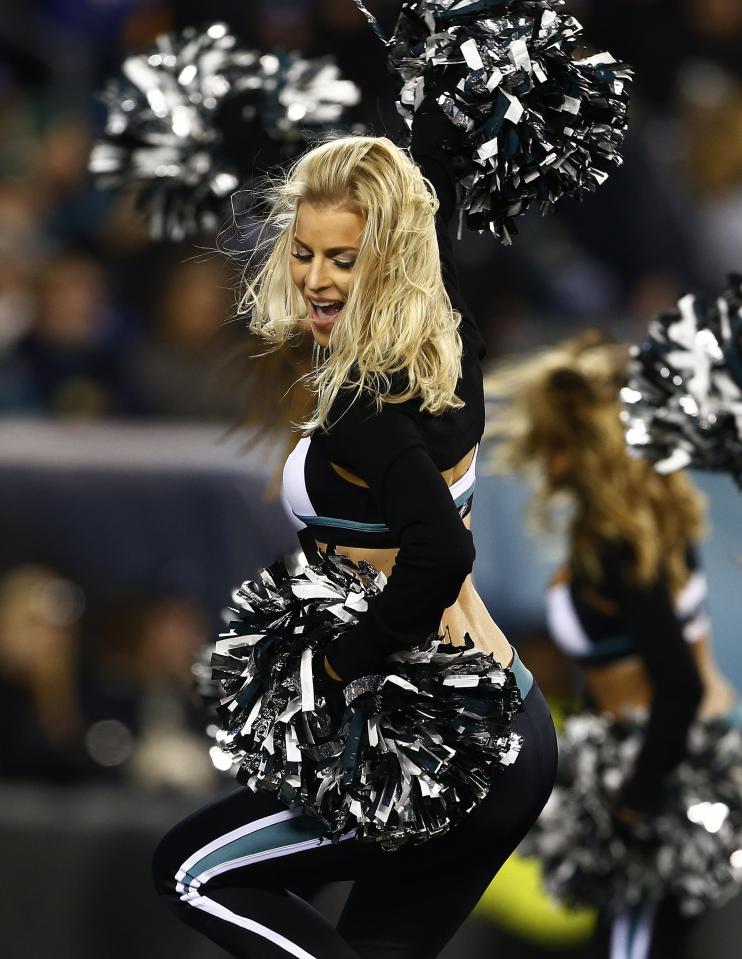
[622,275,742,485]
[353,0,633,243]
[206,547,524,850]
[522,711,742,916]
[89,23,360,240]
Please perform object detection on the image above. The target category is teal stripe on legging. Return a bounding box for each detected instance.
[183,815,325,891]
[509,647,533,699]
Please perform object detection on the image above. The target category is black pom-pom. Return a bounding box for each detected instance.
[353,0,632,244]
[622,275,742,486]
[89,23,360,240]
[522,712,742,916]
[207,548,523,850]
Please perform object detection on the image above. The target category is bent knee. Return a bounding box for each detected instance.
[152,823,188,899]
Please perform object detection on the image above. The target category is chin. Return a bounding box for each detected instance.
[310,327,331,348]
[309,323,332,347]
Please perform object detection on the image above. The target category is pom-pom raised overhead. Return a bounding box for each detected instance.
[353,0,633,243]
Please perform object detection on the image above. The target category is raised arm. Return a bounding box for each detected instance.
[319,395,475,681]
[410,98,458,230]
[409,98,483,346]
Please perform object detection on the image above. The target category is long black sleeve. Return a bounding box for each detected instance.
[316,105,484,681]
[410,99,485,355]
[609,548,703,812]
[320,396,476,681]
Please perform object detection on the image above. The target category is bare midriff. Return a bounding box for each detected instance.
[584,637,735,720]
[316,447,514,668]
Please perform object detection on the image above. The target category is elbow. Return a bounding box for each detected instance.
[433,526,475,605]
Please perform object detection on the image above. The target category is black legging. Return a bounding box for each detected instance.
[587,899,696,959]
[152,682,556,959]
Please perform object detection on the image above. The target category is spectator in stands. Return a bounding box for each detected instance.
[684,73,742,285]
[255,0,314,49]
[0,187,43,411]
[123,255,242,420]
[89,595,217,792]
[10,249,135,417]
[0,565,89,781]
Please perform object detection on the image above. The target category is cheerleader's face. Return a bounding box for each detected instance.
[290,202,363,347]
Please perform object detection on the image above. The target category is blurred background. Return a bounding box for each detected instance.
[0,1,741,957]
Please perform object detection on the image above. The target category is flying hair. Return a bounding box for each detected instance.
[485,330,706,595]
[238,133,464,431]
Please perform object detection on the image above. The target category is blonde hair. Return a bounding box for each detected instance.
[485,331,706,595]
[240,134,464,430]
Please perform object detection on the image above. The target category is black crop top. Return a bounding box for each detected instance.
[549,540,704,812]
[289,101,487,682]
[547,547,709,665]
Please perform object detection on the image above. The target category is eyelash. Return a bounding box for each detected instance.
[291,252,355,270]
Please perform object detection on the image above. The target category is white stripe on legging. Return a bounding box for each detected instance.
[182,830,356,895]
[175,808,300,892]
[174,807,355,958]
[611,902,657,959]
[183,892,320,959]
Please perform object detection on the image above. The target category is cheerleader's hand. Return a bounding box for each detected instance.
[311,652,347,724]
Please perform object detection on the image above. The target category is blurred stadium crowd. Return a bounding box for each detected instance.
[0,0,741,792]
[2,0,742,421]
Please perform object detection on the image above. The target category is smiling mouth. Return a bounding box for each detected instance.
[308,299,344,325]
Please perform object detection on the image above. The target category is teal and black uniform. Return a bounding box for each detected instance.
[152,102,557,959]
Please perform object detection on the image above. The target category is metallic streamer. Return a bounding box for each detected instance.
[522,711,742,916]
[205,547,523,850]
[89,22,361,240]
[622,275,742,486]
[352,0,633,243]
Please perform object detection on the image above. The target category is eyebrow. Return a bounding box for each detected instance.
[293,236,358,256]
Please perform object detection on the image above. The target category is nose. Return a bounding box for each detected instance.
[304,256,331,294]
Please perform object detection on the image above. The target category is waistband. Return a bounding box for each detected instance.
[508,646,534,699]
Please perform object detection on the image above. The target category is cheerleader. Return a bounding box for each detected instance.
[151,95,558,959]
[487,331,740,959]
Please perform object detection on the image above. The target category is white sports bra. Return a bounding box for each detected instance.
[545,569,710,663]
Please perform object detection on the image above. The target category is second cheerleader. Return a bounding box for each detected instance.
[487,331,742,959]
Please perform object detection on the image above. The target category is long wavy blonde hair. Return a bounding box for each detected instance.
[486,331,706,595]
[240,134,464,431]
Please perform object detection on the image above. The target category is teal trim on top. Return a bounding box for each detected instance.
[294,513,390,533]
[295,480,476,535]
[452,480,476,510]
[584,635,637,662]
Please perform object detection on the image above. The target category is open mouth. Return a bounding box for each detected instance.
[308,299,344,326]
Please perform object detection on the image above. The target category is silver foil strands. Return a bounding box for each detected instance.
[622,275,742,486]
[206,547,523,850]
[522,711,742,916]
[353,0,633,244]
[89,22,361,240]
